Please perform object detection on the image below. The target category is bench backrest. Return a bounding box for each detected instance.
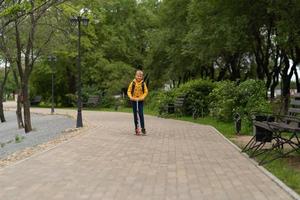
[30,96,42,105]
[288,94,300,116]
[87,95,100,104]
[281,94,300,125]
[32,96,42,102]
[174,95,186,107]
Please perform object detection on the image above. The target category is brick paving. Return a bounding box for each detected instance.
[0,107,296,200]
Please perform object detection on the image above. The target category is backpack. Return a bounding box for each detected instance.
[131,80,146,96]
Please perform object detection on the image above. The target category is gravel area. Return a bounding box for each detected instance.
[0,111,74,158]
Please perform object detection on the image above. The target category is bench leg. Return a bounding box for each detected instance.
[249,142,267,158]
[258,134,289,165]
[242,136,256,152]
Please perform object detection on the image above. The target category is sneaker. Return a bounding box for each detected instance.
[135,128,141,135]
[142,128,146,135]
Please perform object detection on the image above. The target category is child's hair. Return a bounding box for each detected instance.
[136,70,143,75]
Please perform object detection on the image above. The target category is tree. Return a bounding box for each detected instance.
[12,0,66,132]
[0,59,9,122]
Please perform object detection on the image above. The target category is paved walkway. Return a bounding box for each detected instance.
[0,107,296,200]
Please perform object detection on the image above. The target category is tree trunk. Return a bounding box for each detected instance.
[11,68,24,128]
[270,73,279,100]
[177,76,181,88]
[0,90,5,122]
[281,52,297,114]
[270,48,282,101]
[183,72,189,84]
[0,60,9,122]
[172,80,175,88]
[294,67,300,93]
[16,91,24,128]
[254,51,265,80]
[22,80,32,133]
[229,53,241,81]
[281,77,290,114]
[200,68,204,79]
[217,67,227,81]
[210,63,215,80]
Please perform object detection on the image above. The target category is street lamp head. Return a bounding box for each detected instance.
[81,17,89,26]
[48,55,57,62]
[70,17,78,26]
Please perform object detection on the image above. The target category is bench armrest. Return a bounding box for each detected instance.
[250,112,275,122]
[252,111,300,123]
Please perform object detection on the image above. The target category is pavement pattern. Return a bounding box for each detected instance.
[0,105,296,200]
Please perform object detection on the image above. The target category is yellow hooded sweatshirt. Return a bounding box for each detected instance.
[127,79,148,101]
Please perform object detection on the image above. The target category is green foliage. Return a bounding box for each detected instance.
[176,79,215,115]
[0,2,31,18]
[29,62,52,99]
[90,61,135,95]
[63,94,77,107]
[209,81,238,121]
[155,79,215,116]
[101,95,117,108]
[145,90,165,112]
[236,80,271,116]
[237,80,271,130]
[5,0,299,119]
[209,80,271,122]
[15,134,25,143]
[156,90,176,111]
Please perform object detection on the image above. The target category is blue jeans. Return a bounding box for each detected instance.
[132,101,145,129]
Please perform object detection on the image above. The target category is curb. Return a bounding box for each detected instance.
[210,126,300,200]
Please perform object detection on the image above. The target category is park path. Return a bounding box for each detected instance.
[0,104,297,200]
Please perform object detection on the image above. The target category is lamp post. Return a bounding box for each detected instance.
[48,55,57,114]
[70,16,89,128]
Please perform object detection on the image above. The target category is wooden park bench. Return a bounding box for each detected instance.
[30,96,42,106]
[159,94,186,116]
[83,95,100,107]
[242,94,300,165]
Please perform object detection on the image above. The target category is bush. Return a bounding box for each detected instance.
[101,95,117,108]
[236,80,271,130]
[209,80,271,122]
[209,81,238,121]
[61,93,77,107]
[144,90,163,112]
[176,79,215,115]
[236,80,271,116]
[155,79,215,116]
[82,86,102,102]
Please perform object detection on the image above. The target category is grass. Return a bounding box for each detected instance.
[15,134,25,143]
[264,156,300,194]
